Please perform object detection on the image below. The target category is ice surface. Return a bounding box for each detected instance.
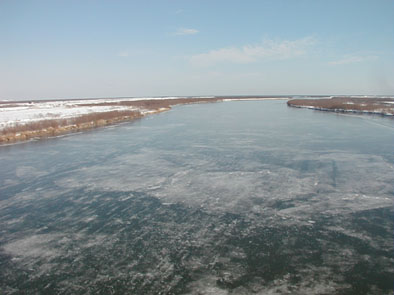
[0,100,393,294]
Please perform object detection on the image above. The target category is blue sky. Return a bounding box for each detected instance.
[1,0,393,100]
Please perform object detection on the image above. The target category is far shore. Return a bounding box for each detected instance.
[4,95,392,145]
[287,96,394,117]
[0,96,289,144]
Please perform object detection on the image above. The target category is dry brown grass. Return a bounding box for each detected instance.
[287,97,394,115]
[77,98,222,110]
[0,96,288,143]
[1,110,142,136]
[0,98,224,143]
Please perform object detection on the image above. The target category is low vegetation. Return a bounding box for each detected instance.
[287,97,394,116]
[0,110,143,143]
[77,97,222,109]
[0,96,289,144]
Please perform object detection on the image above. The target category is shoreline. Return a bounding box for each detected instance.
[288,104,394,117]
[0,109,166,144]
[287,97,394,117]
[0,97,287,145]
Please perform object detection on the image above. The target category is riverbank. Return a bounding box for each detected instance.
[0,110,149,143]
[0,96,287,144]
[287,96,394,117]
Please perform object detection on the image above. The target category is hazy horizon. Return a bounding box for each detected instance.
[3,94,394,103]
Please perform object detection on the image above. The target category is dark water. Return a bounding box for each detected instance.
[0,100,393,294]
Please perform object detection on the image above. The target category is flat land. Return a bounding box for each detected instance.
[0,96,288,144]
[287,96,394,116]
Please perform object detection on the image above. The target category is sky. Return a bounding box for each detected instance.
[1,0,394,100]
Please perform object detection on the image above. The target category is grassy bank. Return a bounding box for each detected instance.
[287,97,394,116]
[0,110,144,143]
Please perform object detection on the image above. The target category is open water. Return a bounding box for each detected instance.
[0,100,393,294]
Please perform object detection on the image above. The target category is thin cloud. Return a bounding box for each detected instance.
[190,37,315,66]
[328,55,378,65]
[117,51,129,57]
[174,28,199,36]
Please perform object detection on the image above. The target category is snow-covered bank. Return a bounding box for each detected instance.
[289,104,394,116]
[0,96,292,144]
[0,97,224,144]
[287,97,394,117]
[0,97,188,129]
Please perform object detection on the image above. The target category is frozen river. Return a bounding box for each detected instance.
[0,100,393,294]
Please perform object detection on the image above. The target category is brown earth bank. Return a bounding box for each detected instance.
[0,110,147,144]
[287,97,394,116]
[0,98,225,144]
[1,97,282,144]
[0,96,288,107]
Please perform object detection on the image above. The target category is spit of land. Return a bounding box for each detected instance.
[287,96,394,116]
[0,96,287,144]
